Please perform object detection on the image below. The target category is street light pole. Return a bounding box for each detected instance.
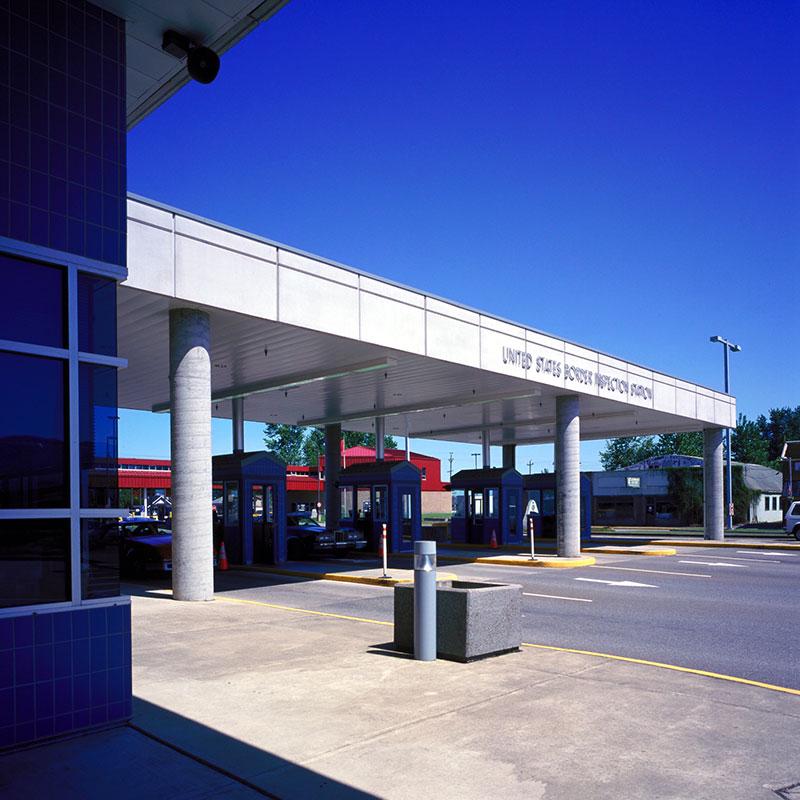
[710,335,741,531]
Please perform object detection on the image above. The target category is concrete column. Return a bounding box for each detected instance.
[703,427,725,541]
[375,417,385,460]
[555,395,580,558]
[324,424,342,530]
[481,431,491,468]
[502,444,516,470]
[231,396,244,453]
[169,308,213,601]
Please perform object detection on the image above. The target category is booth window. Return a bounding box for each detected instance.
[0,351,68,508]
[79,363,118,508]
[541,489,555,516]
[340,487,354,520]
[451,489,465,518]
[472,490,484,518]
[80,518,120,599]
[0,254,66,348]
[356,487,370,519]
[373,485,387,522]
[0,519,70,608]
[225,482,239,525]
[265,485,275,523]
[401,492,413,542]
[486,488,499,519]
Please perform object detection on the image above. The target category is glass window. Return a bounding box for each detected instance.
[472,491,484,518]
[541,489,555,516]
[507,490,518,534]
[0,519,70,608]
[373,485,387,521]
[0,351,68,508]
[81,518,120,599]
[356,487,370,519]
[265,485,274,523]
[0,254,66,347]
[765,496,770,511]
[225,482,239,525]
[79,363,118,508]
[421,467,427,480]
[486,488,499,518]
[451,489,465,518]
[340,486,354,520]
[78,272,117,356]
[252,485,264,521]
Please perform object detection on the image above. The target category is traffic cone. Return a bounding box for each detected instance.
[218,541,229,571]
[489,530,498,549]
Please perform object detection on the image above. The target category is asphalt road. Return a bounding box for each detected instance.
[197,544,800,691]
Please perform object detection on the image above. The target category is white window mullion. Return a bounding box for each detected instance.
[68,266,81,606]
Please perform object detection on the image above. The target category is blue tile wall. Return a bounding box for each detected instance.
[0,603,131,749]
[0,0,126,266]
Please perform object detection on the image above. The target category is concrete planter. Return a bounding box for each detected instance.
[394,580,521,662]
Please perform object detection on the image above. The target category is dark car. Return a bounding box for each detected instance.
[286,513,367,560]
[116,518,175,576]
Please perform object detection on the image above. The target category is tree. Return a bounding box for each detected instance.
[343,431,399,451]
[730,414,769,466]
[656,432,703,458]
[263,424,306,465]
[599,436,660,470]
[302,428,326,467]
[756,406,800,465]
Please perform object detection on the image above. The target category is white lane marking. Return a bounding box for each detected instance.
[678,560,747,568]
[523,592,592,603]
[691,555,781,563]
[575,578,657,588]
[736,550,797,557]
[590,565,712,578]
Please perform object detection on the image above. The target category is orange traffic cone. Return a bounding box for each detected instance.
[489,530,498,549]
[218,541,229,571]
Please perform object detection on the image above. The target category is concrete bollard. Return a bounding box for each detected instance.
[413,540,437,661]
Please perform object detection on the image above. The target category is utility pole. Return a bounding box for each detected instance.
[471,452,480,469]
[448,452,454,479]
[526,459,534,474]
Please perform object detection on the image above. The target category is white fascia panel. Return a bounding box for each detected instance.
[425,311,480,367]
[479,326,530,379]
[175,235,277,319]
[176,216,277,264]
[278,249,359,288]
[595,363,630,404]
[360,292,425,354]
[652,380,677,414]
[715,398,736,427]
[480,315,526,339]
[696,392,716,423]
[125,218,174,296]
[360,276,424,307]
[627,363,654,381]
[279,266,359,338]
[128,198,172,230]
[426,297,480,325]
[563,351,599,397]
[675,387,696,418]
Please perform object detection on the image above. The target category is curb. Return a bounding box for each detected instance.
[583,546,677,556]
[435,554,596,569]
[232,565,458,587]
[651,540,800,551]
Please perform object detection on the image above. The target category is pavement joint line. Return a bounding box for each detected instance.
[583,546,677,556]
[589,565,712,578]
[520,643,800,697]
[652,540,800,551]
[232,564,457,588]
[213,593,800,699]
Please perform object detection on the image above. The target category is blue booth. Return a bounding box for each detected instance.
[337,461,421,552]
[522,473,592,540]
[449,468,524,546]
[213,452,287,565]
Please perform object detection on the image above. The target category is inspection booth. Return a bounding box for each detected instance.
[213,452,287,565]
[449,468,524,546]
[337,461,422,552]
[523,473,592,540]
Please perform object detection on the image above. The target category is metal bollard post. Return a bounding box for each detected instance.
[381,523,389,578]
[528,515,536,561]
[413,540,437,661]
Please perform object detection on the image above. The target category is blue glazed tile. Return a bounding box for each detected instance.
[108,701,124,722]
[35,644,53,682]
[54,642,71,679]
[90,637,106,672]
[52,612,71,643]
[15,684,34,723]
[71,610,89,640]
[122,698,131,717]
[107,667,123,703]
[0,725,14,748]
[72,673,90,710]
[0,688,12,727]
[72,638,90,675]
[35,716,54,739]
[14,647,34,686]
[34,614,53,645]
[54,677,71,716]
[73,708,90,729]
[123,607,130,633]
[54,713,73,734]
[35,682,53,719]
[13,616,33,649]
[0,650,12,689]
[107,634,123,668]
[90,671,107,706]
[90,704,107,726]
[107,605,124,635]
[14,721,35,744]
[0,619,12,651]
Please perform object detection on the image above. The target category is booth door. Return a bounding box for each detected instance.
[506,489,520,543]
[399,489,414,551]
[252,483,276,564]
[467,489,485,545]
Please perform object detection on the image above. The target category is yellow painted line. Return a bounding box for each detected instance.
[520,643,800,697]
[653,540,800,551]
[590,565,712,578]
[583,546,677,557]
[215,594,393,626]
[214,595,800,697]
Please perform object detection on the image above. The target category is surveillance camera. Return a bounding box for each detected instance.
[187,46,220,84]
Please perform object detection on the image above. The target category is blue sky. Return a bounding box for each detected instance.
[123,0,799,474]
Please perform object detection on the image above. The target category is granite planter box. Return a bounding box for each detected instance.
[394,580,521,662]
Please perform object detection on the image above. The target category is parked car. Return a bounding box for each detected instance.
[286,513,367,560]
[785,501,800,540]
[116,518,175,575]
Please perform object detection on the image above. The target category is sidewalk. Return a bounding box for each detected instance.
[6,583,795,800]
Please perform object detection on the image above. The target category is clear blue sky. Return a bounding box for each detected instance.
[123,0,799,474]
